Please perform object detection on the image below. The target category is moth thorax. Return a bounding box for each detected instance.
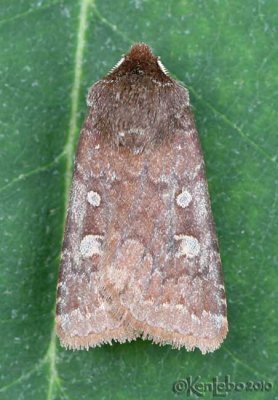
[116,128,150,154]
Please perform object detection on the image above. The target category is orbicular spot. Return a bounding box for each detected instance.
[176,189,192,208]
[79,235,103,258]
[174,234,200,258]
[87,191,101,207]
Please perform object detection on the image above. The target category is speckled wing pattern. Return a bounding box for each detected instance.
[56,43,228,354]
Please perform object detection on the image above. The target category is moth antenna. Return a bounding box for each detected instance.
[108,56,125,74]
[157,57,170,76]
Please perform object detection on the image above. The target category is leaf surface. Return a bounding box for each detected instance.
[0,1,277,398]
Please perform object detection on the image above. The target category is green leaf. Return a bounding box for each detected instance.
[0,1,277,399]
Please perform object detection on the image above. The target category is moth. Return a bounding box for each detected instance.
[56,43,228,354]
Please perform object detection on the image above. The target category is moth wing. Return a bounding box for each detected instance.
[103,110,228,354]
[56,123,139,349]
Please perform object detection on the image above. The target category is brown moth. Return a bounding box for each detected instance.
[56,43,228,354]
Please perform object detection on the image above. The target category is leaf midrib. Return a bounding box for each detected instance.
[46,0,93,399]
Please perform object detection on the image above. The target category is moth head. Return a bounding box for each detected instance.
[105,43,172,83]
[87,43,189,155]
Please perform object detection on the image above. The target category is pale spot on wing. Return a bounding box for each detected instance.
[191,313,200,323]
[87,190,101,207]
[80,235,103,258]
[174,234,200,258]
[176,189,192,208]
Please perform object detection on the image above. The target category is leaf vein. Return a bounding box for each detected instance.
[93,3,133,44]
[0,151,66,194]
[0,0,65,27]
[223,346,270,380]
[45,0,93,398]
[187,84,277,165]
